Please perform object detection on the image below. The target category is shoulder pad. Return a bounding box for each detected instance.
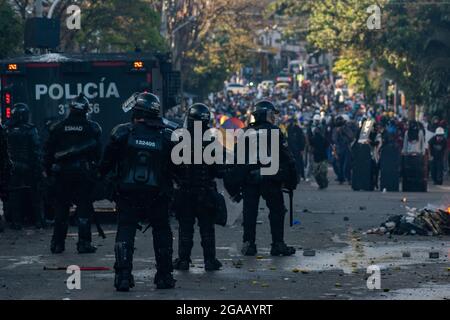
[89,120,102,135]
[162,127,175,141]
[24,123,37,130]
[48,120,64,132]
[111,123,132,141]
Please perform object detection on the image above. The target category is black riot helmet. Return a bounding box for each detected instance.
[252,100,279,123]
[132,92,161,119]
[185,103,211,129]
[11,103,30,125]
[69,93,90,113]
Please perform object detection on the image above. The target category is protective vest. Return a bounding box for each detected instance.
[119,124,165,191]
[6,124,36,172]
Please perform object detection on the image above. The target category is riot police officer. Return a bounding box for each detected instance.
[0,123,11,232]
[240,100,298,256]
[44,94,102,254]
[5,103,44,229]
[99,92,176,291]
[172,103,223,271]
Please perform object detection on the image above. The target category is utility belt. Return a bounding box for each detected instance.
[172,187,227,226]
[51,159,95,177]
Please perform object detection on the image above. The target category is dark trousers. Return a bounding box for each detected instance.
[431,158,444,185]
[337,149,351,183]
[175,191,216,262]
[52,174,94,244]
[292,151,305,179]
[8,171,43,226]
[242,181,286,244]
[115,195,173,275]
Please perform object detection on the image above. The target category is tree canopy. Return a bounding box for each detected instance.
[0,0,23,59]
[272,0,450,115]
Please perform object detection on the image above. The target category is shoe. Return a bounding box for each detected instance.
[114,242,134,291]
[154,273,176,289]
[173,258,190,271]
[205,258,222,271]
[35,220,46,230]
[77,241,97,254]
[241,241,257,256]
[270,242,296,256]
[50,240,65,254]
[114,272,135,292]
[10,223,22,230]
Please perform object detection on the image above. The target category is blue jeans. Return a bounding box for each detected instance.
[337,149,351,183]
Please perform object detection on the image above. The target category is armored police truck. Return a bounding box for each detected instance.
[0,52,180,144]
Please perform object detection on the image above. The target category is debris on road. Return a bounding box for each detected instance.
[366,206,450,236]
[232,260,243,268]
[303,249,316,257]
[429,252,439,259]
[402,252,411,258]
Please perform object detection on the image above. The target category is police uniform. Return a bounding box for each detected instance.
[44,95,102,254]
[5,104,44,229]
[0,124,10,195]
[99,92,176,291]
[172,103,223,271]
[0,124,11,232]
[241,100,298,256]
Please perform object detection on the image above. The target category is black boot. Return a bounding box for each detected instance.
[173,258,190,271]
[269,212,294,256]
[270,242,296,256]
[154,272,176,289]
[50,223,68,254]
[241,241,257,256]
[154,247,176,289]
[77,218,97,254]
[173,226,193,271]
[205,259,222,271]
[114,242,135,292]
[34,204,46,229]
[153,224,175,289]
[201,228,222,271]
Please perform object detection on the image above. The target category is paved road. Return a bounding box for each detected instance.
[0,173,449,300]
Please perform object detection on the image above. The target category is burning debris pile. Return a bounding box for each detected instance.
[366,206,450,236]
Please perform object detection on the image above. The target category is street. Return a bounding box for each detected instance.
[1,173,449,300]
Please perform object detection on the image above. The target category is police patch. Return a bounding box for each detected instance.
[65,126,84,132]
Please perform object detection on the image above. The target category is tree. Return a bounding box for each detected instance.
[273,0,450,116]
[7,0,167,53]
[162,0,268,95]
[0,0,23,59]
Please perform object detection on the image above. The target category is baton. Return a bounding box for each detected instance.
[44,266,111,271]
[283,189,294,227]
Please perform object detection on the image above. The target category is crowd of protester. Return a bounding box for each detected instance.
[165,69,450,191]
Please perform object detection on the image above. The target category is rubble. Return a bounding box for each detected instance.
[366,206,450,236]
[303,249,316,257]
[429,252,439,259]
